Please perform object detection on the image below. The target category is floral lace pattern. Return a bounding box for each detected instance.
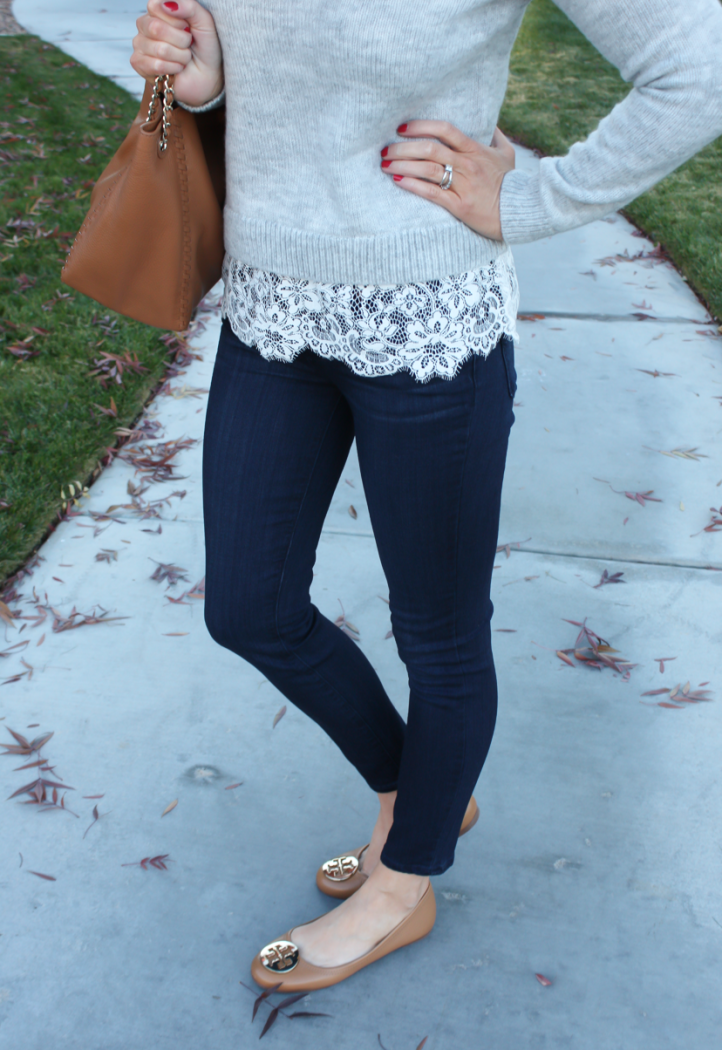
[221,254,519,383]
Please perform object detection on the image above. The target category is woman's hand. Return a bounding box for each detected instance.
[131,0,223,107]
[380,121,516,242]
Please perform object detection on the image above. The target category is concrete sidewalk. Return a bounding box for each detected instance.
[2,4,722,1048]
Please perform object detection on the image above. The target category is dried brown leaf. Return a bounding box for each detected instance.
[161,799,178,817]
[83,804,102,839]
[273,706,287,729]
[259,1006,281,1038]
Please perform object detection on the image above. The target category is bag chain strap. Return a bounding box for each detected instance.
[146,74,175,153]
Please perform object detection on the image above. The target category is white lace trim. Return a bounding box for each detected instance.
[221,254,519,383]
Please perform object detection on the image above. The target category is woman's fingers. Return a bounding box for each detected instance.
[132,22,192,77]
[382,157,450,184]
[396,119,478,154]
[131,0,224,105]
[382,120,515,241]
[136,11,191,47]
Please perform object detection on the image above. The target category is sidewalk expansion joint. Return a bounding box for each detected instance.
[321,528,720,572]
[517,310,708,324]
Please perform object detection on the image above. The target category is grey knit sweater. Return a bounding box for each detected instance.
[184,0,722,285]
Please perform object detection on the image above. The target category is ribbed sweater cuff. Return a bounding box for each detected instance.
[499,167,555,245]
[176,88,226,114]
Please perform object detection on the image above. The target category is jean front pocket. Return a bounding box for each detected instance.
[500,336,517,400]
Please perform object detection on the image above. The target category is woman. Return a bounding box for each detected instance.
[131,0,722,991]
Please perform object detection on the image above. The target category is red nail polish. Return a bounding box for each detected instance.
[397,123,408,133]
[380,146,389,157]
[381,159,392,168]
[184,26,191,33]
[393,174,403,182]
[164,2,179,10]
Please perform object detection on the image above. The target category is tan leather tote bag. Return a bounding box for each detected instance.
[61,74,226,332]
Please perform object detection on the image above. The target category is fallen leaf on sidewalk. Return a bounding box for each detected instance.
[1,728,53,757]
[95,549,118,563]
[1,641,29,658]
[699,507,722,534]
[334,600,360,642]
[535,973,552,987]
[83,804,102,839]
[8,775,72,798]
[50,605,127,632]
[641,682,713,708]
[150,561,189,588]
[272,706,287,729]
[116,437,197,484]
[348,505,357,519]
[601,481,662,507]
[160,384,209,400]
[496,537,531,559]
[161,799,178,817]
[594,570,625,588]
[654,657,676,674]
[225,782,244,790]
[635,368,678,378]
[28,871,56,881]
[558,618,636,678]
[121,854,171,871]
[658,447,708,461]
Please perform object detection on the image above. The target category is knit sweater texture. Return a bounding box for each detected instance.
[183,0,722,286]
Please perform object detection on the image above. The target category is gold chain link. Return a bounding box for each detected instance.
[146,74,175,153]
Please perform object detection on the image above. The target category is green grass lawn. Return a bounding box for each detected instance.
[0,35,182,585]
[500,0,722,322]
[2,7,721,588]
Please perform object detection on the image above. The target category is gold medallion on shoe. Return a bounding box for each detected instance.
[315,796,480,900]
[321,853,360,881]
[259,939,300,973]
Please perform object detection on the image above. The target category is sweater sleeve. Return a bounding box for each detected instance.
[499,0,722,244]
[176,88,226,114]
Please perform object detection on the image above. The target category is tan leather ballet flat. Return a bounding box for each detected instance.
[251,883,436,991]
[316,795,479,899]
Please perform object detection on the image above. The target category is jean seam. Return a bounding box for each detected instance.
[501,337,517,399]
[271,392,403,777]
[403,360,476,874]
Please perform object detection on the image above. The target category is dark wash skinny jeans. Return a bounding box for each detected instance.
[202,318,517,876]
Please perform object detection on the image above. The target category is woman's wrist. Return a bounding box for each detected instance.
[205,72,225,105]
[174,72,225,112]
